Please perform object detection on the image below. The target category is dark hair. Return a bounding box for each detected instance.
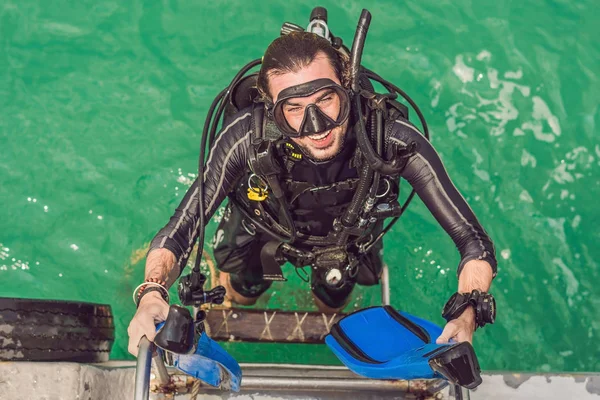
[257,31,349,100]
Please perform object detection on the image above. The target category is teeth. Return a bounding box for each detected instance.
[308,130,331,140]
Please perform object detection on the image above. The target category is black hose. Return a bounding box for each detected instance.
[367,108,382,199]
[339,11,378,235]
[365,189,417,253]
[192,88,227,273]
[343,163,372,227]
[192,60,262,273]
[364,69,429,140]
[336,79,376,245]
[208,59,262,145]
[359,70,432,251]
[354,94,404,176]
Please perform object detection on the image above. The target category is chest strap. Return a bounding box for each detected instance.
[284,178,361,205]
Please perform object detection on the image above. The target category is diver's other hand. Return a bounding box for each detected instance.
[436,306,476,344]
[127,291,169,357]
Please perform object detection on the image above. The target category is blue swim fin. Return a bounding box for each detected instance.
[173,331,242,392]
[154,306,242,392]
[325,306,482,389]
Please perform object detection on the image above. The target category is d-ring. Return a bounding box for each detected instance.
[376,178,391,198]
[242,219,256,236]
[248,173,268,194]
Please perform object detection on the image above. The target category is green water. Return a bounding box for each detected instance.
[1,1,598,373]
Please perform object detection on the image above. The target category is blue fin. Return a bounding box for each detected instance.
[325,306,481,388]
[174,332,242,392]
[154,322,242,392]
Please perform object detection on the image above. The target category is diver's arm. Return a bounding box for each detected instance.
[148,110,253,276]
[390,118,496,343]
[128,242,178,357]
[144,248,179,288]
[390,118,497,278]
[458,259,493,293]
[435,258,494,344]
[127,111,252,356]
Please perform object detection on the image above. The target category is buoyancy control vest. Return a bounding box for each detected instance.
[226,93,415,286]
[191,8,429,288]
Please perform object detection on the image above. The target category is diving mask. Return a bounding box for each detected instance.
[271,78,350,137]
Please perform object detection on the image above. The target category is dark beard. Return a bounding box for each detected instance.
[297,128,348,162]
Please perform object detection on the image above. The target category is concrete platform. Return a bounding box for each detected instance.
[0,361,599,400]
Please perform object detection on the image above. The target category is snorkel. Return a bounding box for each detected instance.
[340,9,431,251]
[350,10,408,176]
[349,11,370,93]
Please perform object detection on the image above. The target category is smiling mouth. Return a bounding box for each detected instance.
[307,130,332,142]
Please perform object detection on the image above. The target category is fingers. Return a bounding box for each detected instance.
[127,293,171,358]
[127,339,140,357]
[127,317,158,356]
[127,321,142,357]
[141,318,158,342]
[436,320,474,344]
[127,308,167,357]
[436,321,458,344]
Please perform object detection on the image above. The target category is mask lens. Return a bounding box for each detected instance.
[284,88,340,121]
[272,79,350,137]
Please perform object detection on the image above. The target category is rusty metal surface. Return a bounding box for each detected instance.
[149,363,447,397]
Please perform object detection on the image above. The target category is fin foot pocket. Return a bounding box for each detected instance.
[428,341,482,389]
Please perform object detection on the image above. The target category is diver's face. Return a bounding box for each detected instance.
[269,53,348,161]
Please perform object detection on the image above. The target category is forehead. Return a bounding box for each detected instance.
[269,54,340,102]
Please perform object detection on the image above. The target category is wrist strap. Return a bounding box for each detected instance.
[132,281,170,307]
[136,286,168,308]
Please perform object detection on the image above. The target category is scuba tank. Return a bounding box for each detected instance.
[307,7,330,41]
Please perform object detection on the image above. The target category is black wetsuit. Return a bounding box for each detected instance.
[149,107,497,307]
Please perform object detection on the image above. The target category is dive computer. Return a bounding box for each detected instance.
[442,290,496,329]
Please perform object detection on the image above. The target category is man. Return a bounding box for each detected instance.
[127,32,496,356]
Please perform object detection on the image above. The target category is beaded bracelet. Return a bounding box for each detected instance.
[136,277,166,300]
[132,281,169,306]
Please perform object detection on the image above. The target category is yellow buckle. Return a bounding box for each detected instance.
[247,187,268,202]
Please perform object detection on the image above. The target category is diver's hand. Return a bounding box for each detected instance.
[127,291,169,356]
[436,306,476,344]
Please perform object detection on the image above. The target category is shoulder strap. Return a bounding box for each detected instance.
[386,99,409,120]
[251,102,264,145]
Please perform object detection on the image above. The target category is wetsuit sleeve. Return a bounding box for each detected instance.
[148,111,253,272]
[389,117,497,278]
